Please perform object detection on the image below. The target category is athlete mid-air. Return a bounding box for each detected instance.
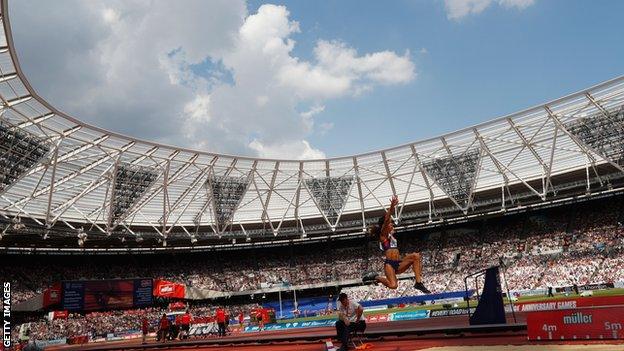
[363,195,430,293]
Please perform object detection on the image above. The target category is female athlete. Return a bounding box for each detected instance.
[362,195,430,293]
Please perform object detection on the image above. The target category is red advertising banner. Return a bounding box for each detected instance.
[365,314,389,323]
[43,283,62,307]
[52,310,69,320]
[229,326,243,334]
[169,301,187,310]
[153,279,186,299]
[516,295,624,312]
[527,307,624,340]
[191,316,215,324]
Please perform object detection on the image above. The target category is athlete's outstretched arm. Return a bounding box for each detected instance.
[380,195,399,238]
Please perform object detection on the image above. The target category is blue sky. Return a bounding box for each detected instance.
[10,0,624,159]
[246,0,624,155]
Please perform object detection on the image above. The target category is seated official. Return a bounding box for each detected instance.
[335,292,366,351]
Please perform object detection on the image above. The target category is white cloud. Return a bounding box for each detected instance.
[248,139,325,160]
[183,94,211,122]
[12,1,415,160]
[499,0,535,9]
[277,62,352,99]
[314,40,415,85]
[102,8,120,24]
[256,95,269,107]
[301,105,326,119]
[318,122,334,135]
[181,3,416,158]
[276,40,415,99]
[12,0,245,147]
[444,0,535,20]
[300,104,325,133]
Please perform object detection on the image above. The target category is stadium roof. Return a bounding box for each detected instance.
[0,0,623,250]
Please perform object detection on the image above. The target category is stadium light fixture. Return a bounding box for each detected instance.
[42,224,51,240]
[11,216,25,230]
[76,227,87,247]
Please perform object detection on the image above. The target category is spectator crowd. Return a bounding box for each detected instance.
[4,196,624,343]
[12,302,261,343]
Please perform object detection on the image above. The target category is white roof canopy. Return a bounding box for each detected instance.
[0,0,623,247]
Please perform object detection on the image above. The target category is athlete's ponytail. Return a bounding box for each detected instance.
[367,216,387,238]
[367,224,380,238]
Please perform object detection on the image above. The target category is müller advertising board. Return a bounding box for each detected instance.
[527,307,624,340]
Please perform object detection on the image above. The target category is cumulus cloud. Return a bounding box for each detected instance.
[318,122,334,136]
[11,1,415,159]
[301,105,326,119]
[444,0,535,20]
[248,139,325,160]
[300,105,325,132]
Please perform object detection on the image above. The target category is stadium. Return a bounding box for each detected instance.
[0,0,623,350]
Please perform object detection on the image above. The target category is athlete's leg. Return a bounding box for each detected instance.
[396,253,423,282]
[376,263,398,289]
[414,253,423,283]
[396,252,430,293]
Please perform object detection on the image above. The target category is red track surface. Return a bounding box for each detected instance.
[53,332,624,351]
[48,312,624,351]
[51,314,521,350]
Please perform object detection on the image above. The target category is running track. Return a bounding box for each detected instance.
[50,313,525,350]
[46,312,624,351]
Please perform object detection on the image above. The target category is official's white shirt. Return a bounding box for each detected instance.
[338,300,361,322]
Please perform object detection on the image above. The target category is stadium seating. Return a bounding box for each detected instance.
[3,196,624,306]
[4,196,624,342]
